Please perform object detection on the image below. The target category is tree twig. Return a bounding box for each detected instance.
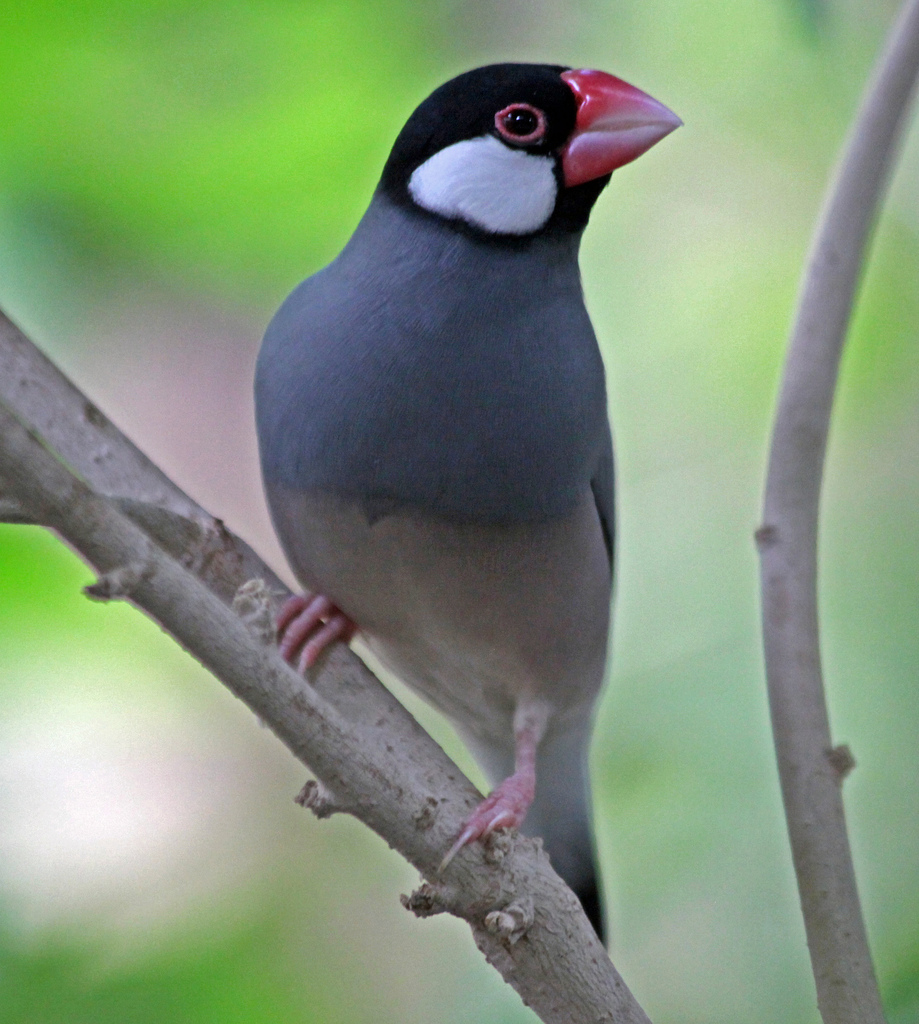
[757,1,919,1021]
[0,309,288,600]
[0,316,651,1024]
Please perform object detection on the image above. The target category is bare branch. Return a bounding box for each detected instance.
[0,318,651,1023]
[0,309,288,602]
[0,309,199,516]
[758,1,919,1021]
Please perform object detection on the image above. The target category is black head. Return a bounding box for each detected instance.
[378,63,680,239]
[384,64,577,172]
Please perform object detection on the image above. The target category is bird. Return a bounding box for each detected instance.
[255,63,679,942]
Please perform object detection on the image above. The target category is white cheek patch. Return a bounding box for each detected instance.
[408,134,557,235]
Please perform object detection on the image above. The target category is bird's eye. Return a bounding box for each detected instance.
[494,103,548,145]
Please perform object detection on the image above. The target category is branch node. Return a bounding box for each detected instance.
[400,882,449,918]
[483,829,514,864]
[183,514,244,580]
[827,743,857,784]
[294,779,340,818]
[232,578,278,644]
[485,898,535,944]
[754,523,779,549]
[83,559,152,601]
[82,400,108,428]
[413,796,440,831]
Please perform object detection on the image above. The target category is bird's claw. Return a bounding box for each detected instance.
[439,773,533,872]
[277,593,358,672]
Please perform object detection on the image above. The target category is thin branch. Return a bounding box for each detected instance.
[0,310,200,516]
[0,317,651,1024]
[757,1,919,1021]
[0,309,287,601]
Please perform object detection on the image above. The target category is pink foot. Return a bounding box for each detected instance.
[440,700,550,872]
[277,593,358,672]
[440,770,535,871]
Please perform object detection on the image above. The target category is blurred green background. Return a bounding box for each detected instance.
[1,1,917,1022]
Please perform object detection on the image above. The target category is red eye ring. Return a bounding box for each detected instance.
[494,103,548,145]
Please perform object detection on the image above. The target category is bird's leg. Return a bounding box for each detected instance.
[440,699,550,871]
[276,593,358,672]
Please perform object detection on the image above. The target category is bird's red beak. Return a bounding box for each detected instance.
[560,69,681,187]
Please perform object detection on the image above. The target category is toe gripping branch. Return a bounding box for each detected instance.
[276,593,358,672]
[440,700,550,871]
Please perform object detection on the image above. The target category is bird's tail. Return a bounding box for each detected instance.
[461,716,605,944]
[524,718,605,943]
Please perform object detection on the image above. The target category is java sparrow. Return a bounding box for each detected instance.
[255,63,679,941]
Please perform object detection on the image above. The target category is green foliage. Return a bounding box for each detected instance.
[0,921,327,1024]
[0,0,436,305]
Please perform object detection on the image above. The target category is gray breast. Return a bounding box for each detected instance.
[255,193,610,524]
